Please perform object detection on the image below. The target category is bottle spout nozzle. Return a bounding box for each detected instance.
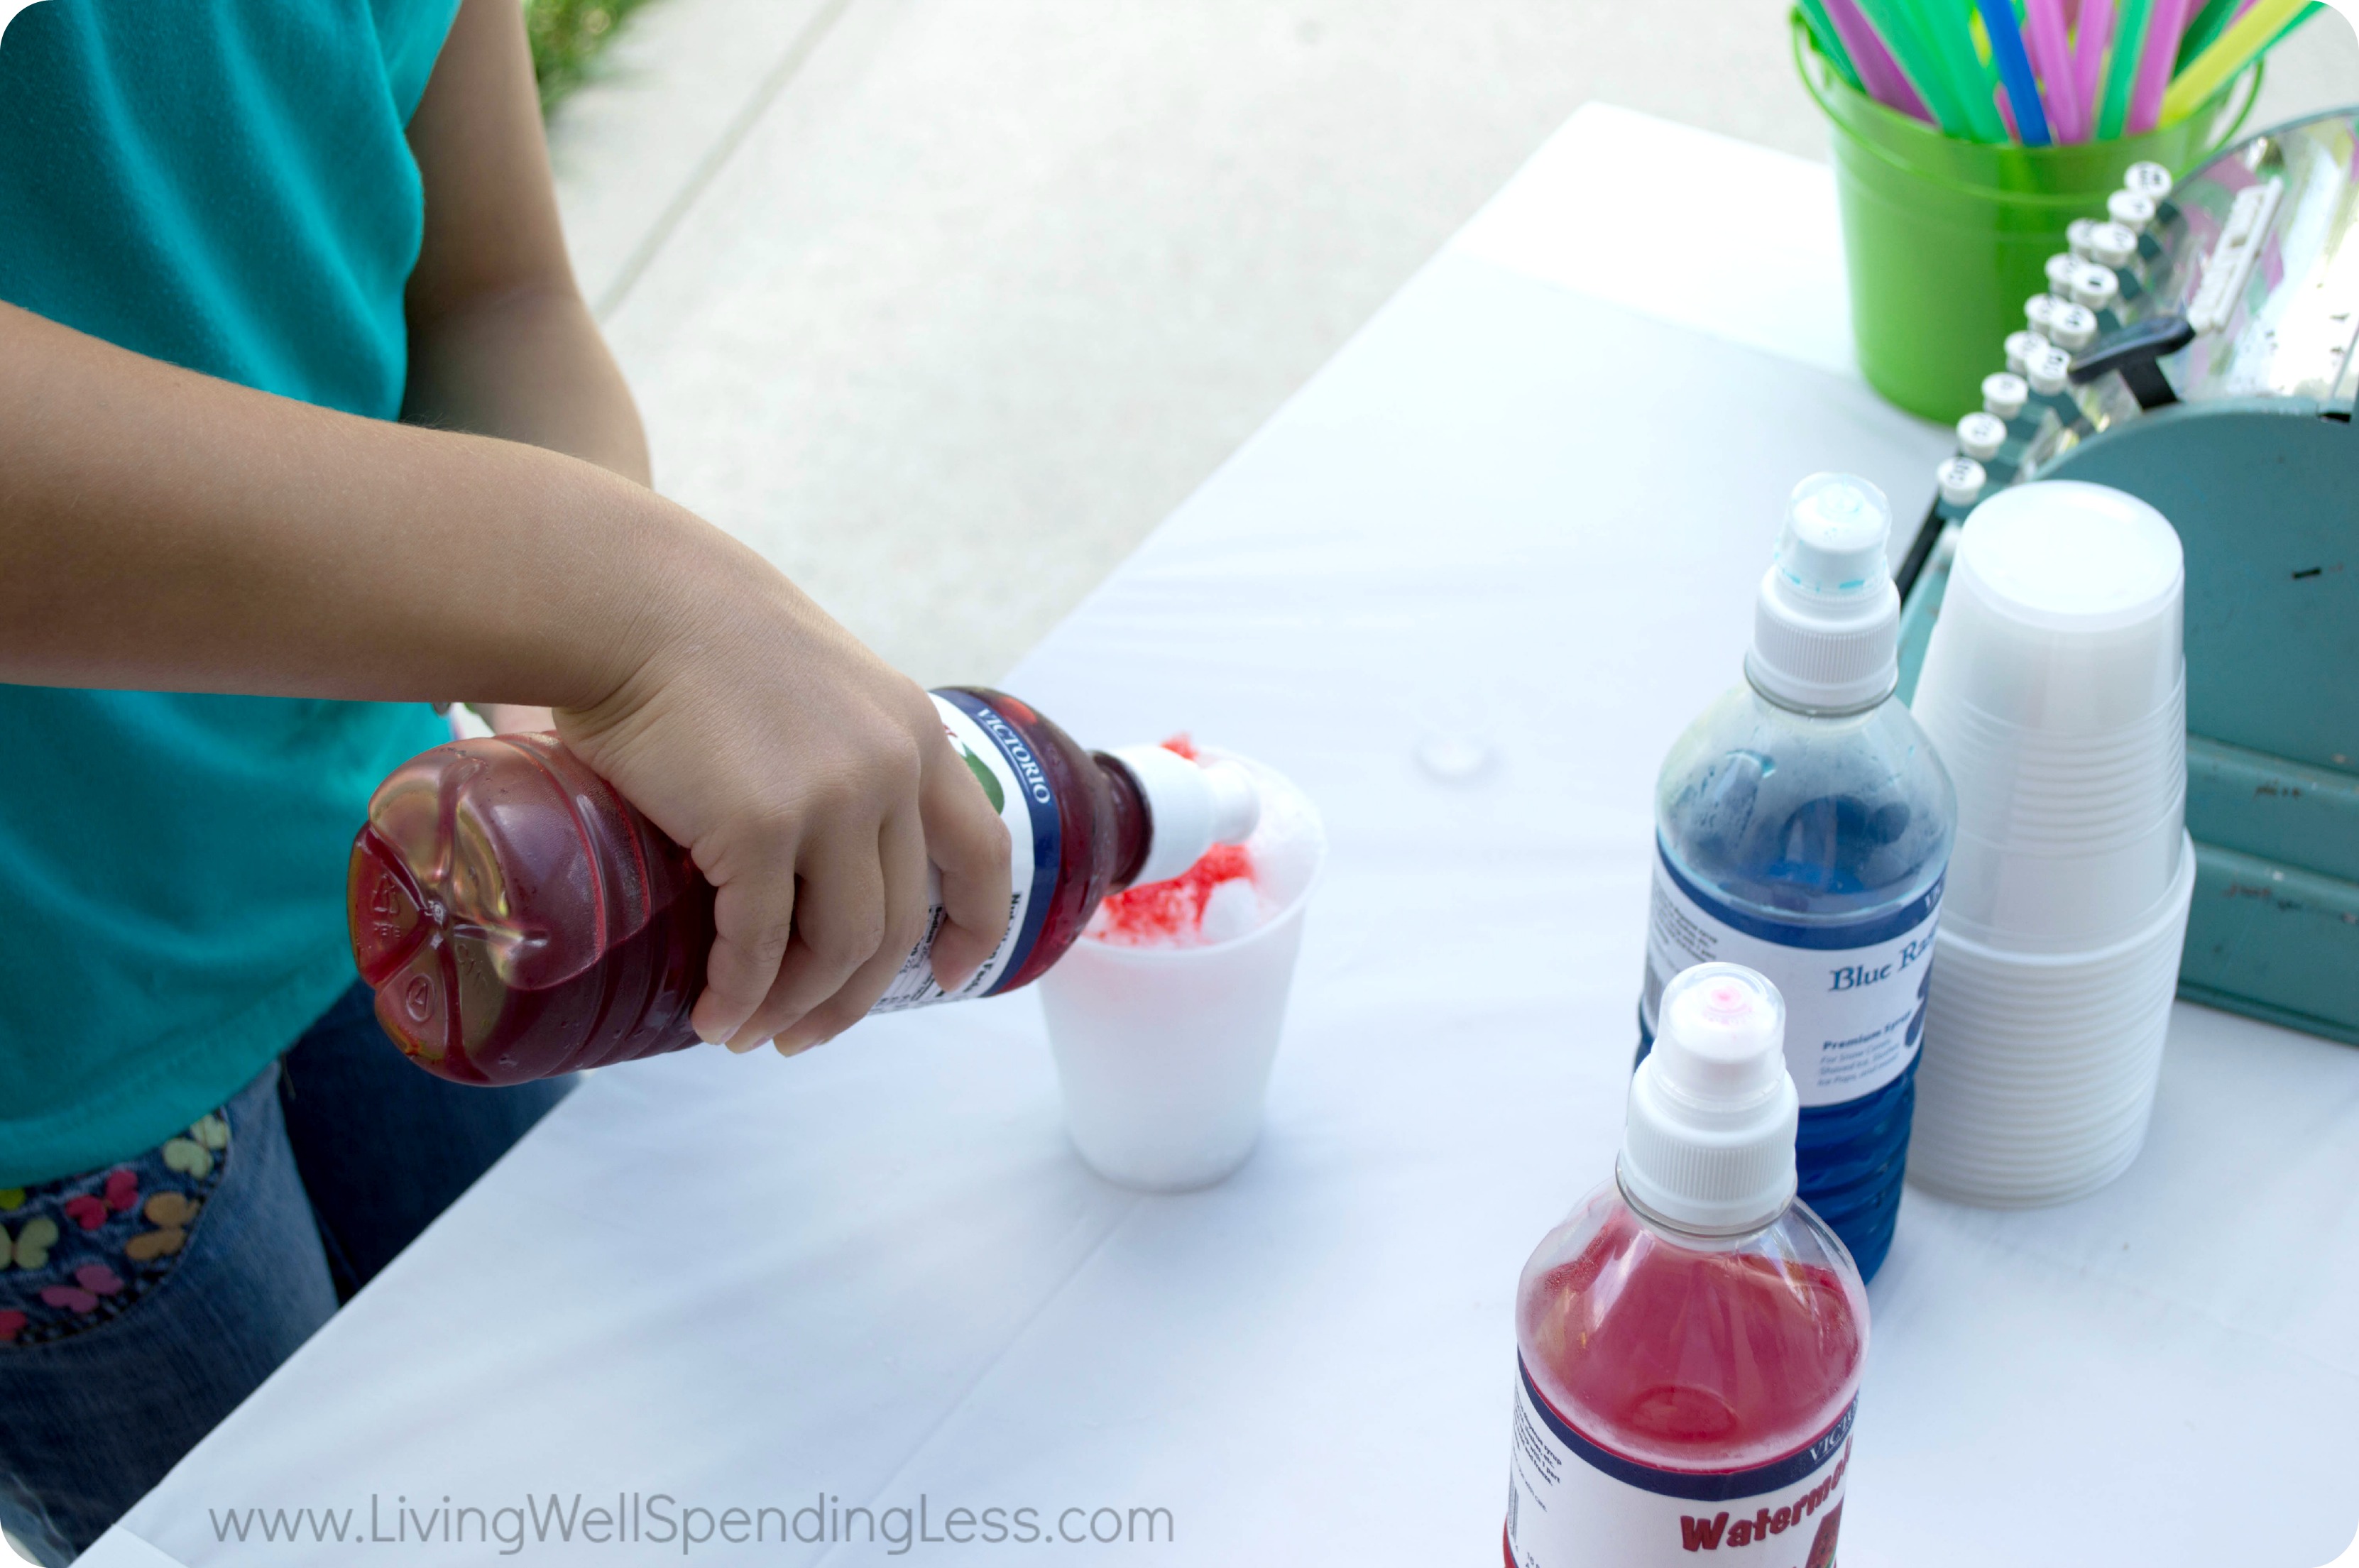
[1203,760,1260,845]
[1110,743,1259,886]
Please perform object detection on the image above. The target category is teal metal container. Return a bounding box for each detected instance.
[1895,111,2359,1046]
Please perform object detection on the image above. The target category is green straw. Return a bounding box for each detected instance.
[2098,0,2151,138]
[1854,0,1974,133]
[2178,0,2316,70]
[2162,0,2314,121]
[1797,0,1867,91]
[1868,0,2006,139]
[2175,0,2241,69]
[2255,2,2327,62]
[2268,3,2328,53]
[1901,0,2008,141]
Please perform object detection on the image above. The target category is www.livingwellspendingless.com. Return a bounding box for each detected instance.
[200,1494,1175,1555]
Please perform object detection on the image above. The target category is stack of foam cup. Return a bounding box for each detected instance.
[1907,481,2196,1208]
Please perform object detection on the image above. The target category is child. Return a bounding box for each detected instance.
[0,3,1009,1559]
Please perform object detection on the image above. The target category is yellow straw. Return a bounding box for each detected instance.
[2160,0,2304,121]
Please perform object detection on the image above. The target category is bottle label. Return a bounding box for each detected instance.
[870,691,1063,1011]
[1506,1359,1852,1567]
[1643,840,1939,1109]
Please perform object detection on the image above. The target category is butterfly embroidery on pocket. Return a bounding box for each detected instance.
[1,1108,231,1345]
[126,1192,203,1261]
[38,1263,126,1315]
[161,1114,230,1182]
[0,1216,60,1271]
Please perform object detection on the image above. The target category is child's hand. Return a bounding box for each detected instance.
[555,561,1012,1056]
[478,703,554,734]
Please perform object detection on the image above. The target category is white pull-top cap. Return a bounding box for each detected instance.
[2005,331,2042,375]
[2025,293,2062,336]
[1621,963,1799,1234]
[2124,161,2173,200]
[2045,253,2079,297]
[1983,371,2029,420]
[1937,456,1988,508]
[2108,189,2155,231]
[2070,264,2119,314]
[1746,472,1901,713]
[2090,222,2139,268]
[1110,745,1260,887]
[2027,342,2074,395]
[1956,411,2006,461]
[2068,217,2098,260]
[2049,301,2098,351]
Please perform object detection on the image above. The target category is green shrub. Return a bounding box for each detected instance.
[525,0,659,111]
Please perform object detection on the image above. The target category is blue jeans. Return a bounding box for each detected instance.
[0,983,572,1564]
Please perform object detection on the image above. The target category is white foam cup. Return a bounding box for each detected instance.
[1914,482,2183,733]
[1912,482,2187,948]
[1917,692,2186,837]
[1039,755,1323,1191]
[1908,834,2194,1206]
[1939,806,2183,950]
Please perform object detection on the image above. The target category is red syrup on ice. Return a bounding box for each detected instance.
[1093,843,1257,945]
[1504,964,1868,1568]
[1090,735,1262,946]
[349,691,1259,1085]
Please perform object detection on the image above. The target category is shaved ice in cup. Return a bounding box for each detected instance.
[1040,744,1324,1190]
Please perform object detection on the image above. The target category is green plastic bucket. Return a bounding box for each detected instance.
[1794,16,2258,422]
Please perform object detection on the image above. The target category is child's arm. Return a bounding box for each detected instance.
[402,0,650,490]
[0,5,1009,1056]
[407,0,648,735]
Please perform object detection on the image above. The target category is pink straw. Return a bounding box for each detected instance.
[2026,0,2089,141]
[1826,0,1934,121]
[2128,0,2193,131]
[2074,0,2118,127]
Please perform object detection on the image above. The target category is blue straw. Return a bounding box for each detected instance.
[1975,0,2052,143]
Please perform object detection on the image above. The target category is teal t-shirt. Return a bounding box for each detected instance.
[0,0,461,1185]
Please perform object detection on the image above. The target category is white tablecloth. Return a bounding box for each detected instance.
[84,105,2359,1568]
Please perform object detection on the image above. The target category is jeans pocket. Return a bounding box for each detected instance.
[0,1061,339,1564]
[0,1099,239,1348]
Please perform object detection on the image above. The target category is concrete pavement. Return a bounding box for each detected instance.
[546,0,2359,687]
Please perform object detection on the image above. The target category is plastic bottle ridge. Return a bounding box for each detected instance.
[348,688,1259,1085]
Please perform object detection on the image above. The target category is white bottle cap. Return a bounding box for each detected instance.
[2045,253,2080,297]
[1110,745,1261,887]
[2049,300,2099,350]
[1937,456,1988,508]
[1621,963,1799,1234]
[2027,342,2073,395]
[2090,222,2139,268]
[2004,331,2042,375]
[2070,264,2119,313]
[1746,472,1900,713]
[2068,218,2099,260]
[2124,161,2173,200]
[1982,371,2029,420]
[1955,412,2006,461]
[2108,190,2156,231]
[2025,293,2061,335]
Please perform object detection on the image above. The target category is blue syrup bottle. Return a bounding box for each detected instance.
[1636,475,1956,1281]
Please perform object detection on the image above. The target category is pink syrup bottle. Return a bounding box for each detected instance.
[1506,963,1868,1568]
[346,688,1259,1086]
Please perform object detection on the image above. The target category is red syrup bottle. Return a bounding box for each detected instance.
[347,688,1259,1086]
[1506,963,1868,1568]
